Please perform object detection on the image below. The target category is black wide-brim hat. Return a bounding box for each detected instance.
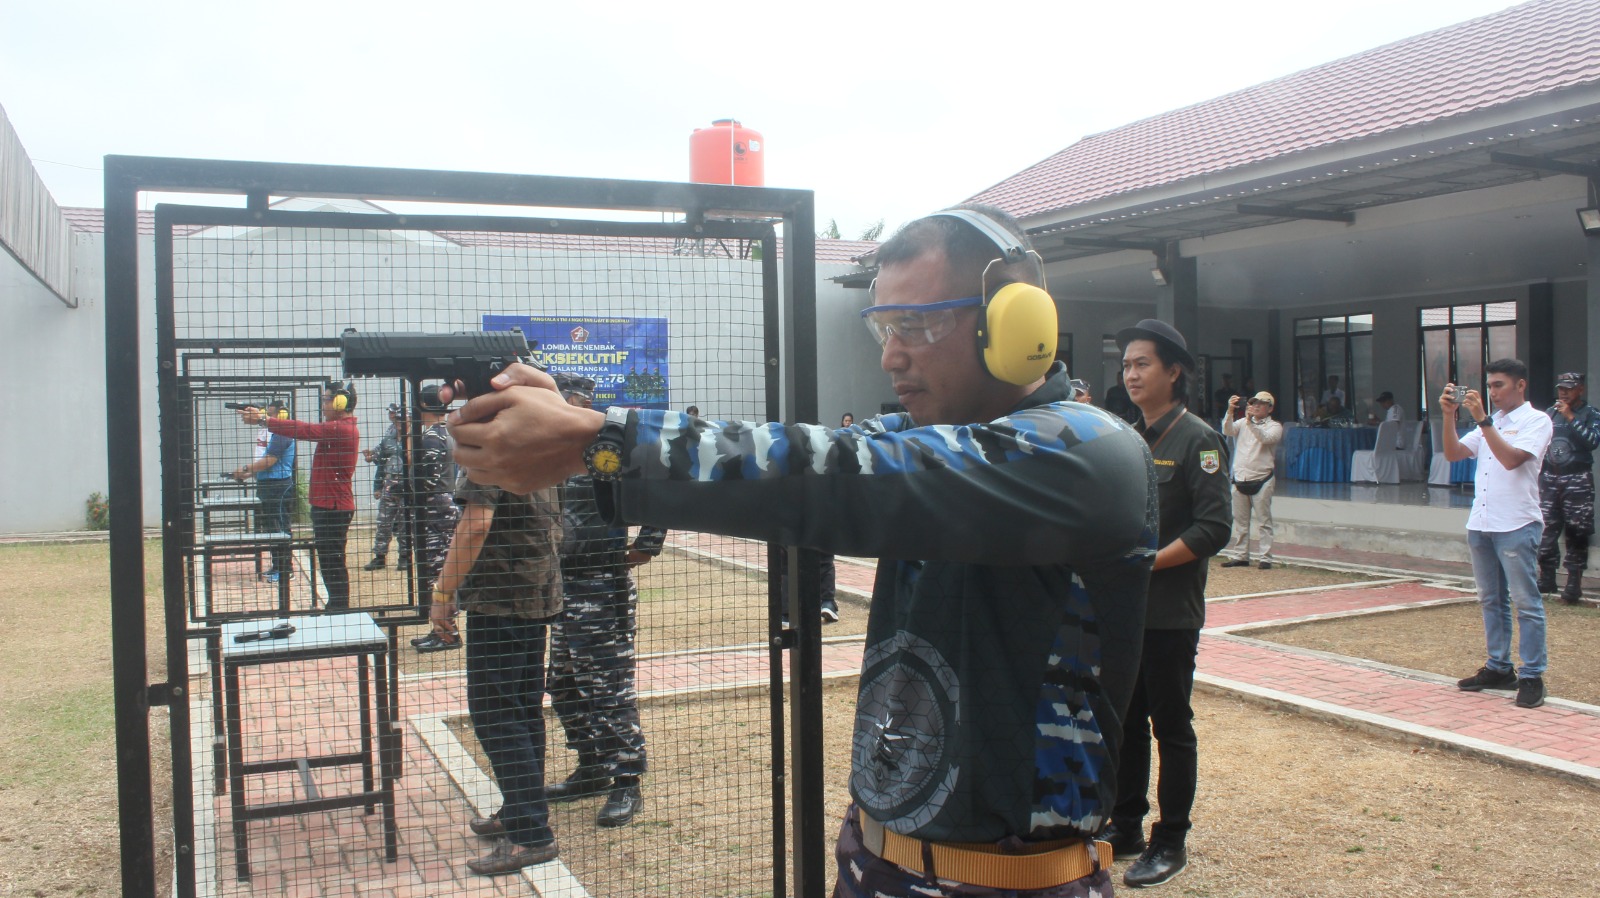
[1116,318,1196,370]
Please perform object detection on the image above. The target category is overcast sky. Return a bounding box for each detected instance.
[2,0,1520,235]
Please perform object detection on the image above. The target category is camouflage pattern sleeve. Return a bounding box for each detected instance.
[607,405,1154,569]
[1571,404,1600,453]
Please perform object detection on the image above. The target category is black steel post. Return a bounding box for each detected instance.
[780,199,828,898]
[760,229,789,898]
[104,161,158,897]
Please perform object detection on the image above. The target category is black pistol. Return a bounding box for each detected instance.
[340,328,541,399]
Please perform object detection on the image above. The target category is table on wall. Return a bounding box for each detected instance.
[1284,426,1379,482]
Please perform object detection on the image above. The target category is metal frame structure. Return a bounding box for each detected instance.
[104,155,824,897]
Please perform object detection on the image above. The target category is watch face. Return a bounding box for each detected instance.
[587,443,623,479]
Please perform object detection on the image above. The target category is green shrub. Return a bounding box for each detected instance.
[85,492,110,531]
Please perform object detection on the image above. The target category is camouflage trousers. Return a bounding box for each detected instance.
[549,573,646,778]
[831,806,1113,898]
[415,503,459,601]
[370,480,413,560]
[1539,469,1594,575]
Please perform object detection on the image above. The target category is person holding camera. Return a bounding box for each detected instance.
[1220,391,1282,570]
[1440,360,1553,709]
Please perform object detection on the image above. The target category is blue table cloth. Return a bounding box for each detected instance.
[1285,426,1379,482]
[1451,457,1477,484]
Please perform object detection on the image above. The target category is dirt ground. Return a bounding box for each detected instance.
[6,539,1598,897]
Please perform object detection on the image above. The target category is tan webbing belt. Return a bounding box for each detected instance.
[858,814,1110,891]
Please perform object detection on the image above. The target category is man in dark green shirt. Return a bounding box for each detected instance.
[1107,319,1232,889]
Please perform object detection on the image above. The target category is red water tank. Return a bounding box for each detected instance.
[689,119,764,187]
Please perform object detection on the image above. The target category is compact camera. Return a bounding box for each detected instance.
[1451,385,1468,405]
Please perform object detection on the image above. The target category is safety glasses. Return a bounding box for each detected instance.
[860,296,982,347]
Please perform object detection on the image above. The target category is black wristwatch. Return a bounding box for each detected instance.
[1477,417,1495,429]
[584,406,628,481]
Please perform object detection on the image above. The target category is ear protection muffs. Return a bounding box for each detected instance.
[273,406,290,420]
[326,381,355,412]
[929,209,1059,386]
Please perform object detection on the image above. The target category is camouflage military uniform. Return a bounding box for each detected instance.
[369,423,412,562]
[549,474,666,781]
[1539,400,1600,595]
[408,421,459,597]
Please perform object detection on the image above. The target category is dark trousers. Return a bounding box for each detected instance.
[467,611,554,847]
[309,506,353,610]
[1113,628,1200,846]
[550,574,646,777]
[1538,469,1594,576]
[777,545,839,617]
[255,478,294,573]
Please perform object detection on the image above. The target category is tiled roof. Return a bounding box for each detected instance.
[970,0,1600,219]
[59,207,873,261]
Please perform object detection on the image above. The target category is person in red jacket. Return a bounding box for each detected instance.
[239,382,361,610]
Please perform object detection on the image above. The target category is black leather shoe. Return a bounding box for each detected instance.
[597,781,642,827]
[1220,559,1250,568]
[469,813,505,837]
[1100,821,1147,860]
[1537,574,1558,594]
[1124,842,1187,888]
[363,555,387,571]
[466,837,559,875]
[414,633,461,653]
[545,766,609,802]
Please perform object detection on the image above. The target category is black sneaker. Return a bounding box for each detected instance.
[362,555,387,571]
[820,604,840,624]
[1100,822,1147,860]
[1457,666,1517,692]
[1537,574,1558,594]
[410,632,437,647]
[1123,842,1187,888]
[1220,559,1250,568]
[1515,677,1546,709]
[1258,561,1273,570]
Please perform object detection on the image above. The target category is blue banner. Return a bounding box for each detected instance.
[482,315,669,410]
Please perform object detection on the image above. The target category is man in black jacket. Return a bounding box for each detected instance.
[446,206,1157,898]
[1539,372,1600,604]
[1106,319,1232,889]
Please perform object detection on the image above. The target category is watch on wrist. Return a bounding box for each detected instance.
[1478,417,1495,429]
[584,406,628,482]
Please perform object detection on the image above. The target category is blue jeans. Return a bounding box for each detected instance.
[1467,522,1547,678]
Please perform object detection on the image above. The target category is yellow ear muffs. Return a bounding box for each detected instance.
[980,282,1058,385]
[331,393,348,411]
[276,408,290,420]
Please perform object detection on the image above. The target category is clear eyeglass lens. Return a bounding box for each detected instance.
[864,308,959,347]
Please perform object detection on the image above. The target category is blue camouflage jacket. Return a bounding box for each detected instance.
[596,364,1157,844]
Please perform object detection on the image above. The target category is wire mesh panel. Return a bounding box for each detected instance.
[147,190,820,897]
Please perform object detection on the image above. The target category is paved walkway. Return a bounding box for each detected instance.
[185,534,1600,896]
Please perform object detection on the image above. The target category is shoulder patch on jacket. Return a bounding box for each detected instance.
[1199,450,1220,475]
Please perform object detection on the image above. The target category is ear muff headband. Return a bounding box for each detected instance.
[928,209,1058,386]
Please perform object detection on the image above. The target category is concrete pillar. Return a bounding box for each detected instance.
[1156,244,1199,344]
[1589,237,1600,403]
[1527,281,1554,408]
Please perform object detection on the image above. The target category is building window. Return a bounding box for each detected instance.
[1293,314,1372,422]
[1418,301,1517,419]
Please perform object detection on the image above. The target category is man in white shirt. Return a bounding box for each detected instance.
[1220,391,1283,570]
[1440,359,1554,709]
[1320,375,1345,406]
[1373,392,1405,447]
